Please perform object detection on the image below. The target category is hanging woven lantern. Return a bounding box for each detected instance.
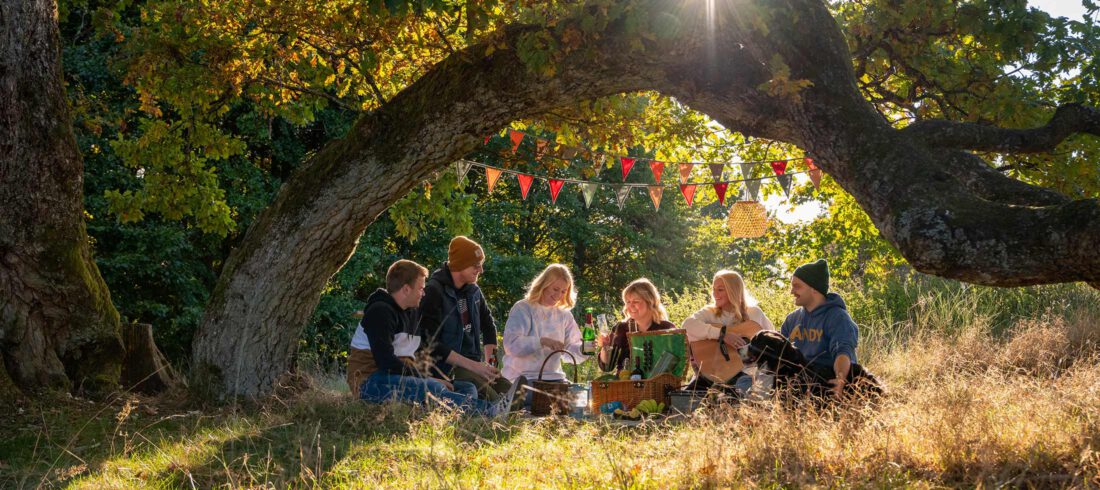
[727,201,769,238]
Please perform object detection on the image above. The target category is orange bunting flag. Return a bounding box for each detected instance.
[593,153,607,177]
[509,130,524,154]
[517,173,535,199]
[648,185,663,211]
[678,163,692,184]
[809,168,823,189]
[709,163,724,181]
[485,167,503,193]
[548,179,565,204]
[649,161,665,184]
[804,157,817,171]
[770,160,788,175]
[620,157,636,181]
[680,184,697,207]
[713,182,729,206]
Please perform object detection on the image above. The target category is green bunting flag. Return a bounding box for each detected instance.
[581,182,598,208]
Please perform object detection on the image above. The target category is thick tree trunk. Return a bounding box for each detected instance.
[0,0,123,395]
[193,0,1100,397]
[120,323,180,394]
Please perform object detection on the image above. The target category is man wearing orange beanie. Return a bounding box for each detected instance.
[420,236,515,402]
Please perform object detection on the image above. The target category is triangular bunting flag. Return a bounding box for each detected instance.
[620,157,636,181]
[777,174,793,197]
[649,161,665,184]
[581,182,598,208]
[616,186,631,210]
[804,157,817,171]
[709,163,724,181]
[536,139,550,160]
[593,153,606,177]
[548,179,565,204]
[483,134,491,145]
[678,163,692,184]
[809,168,823,189]
[648,185,663,211]
[453,160,473,184]
[517,173,534,199]
[743,178,761,201]
[485,167,503,193]
[739,162,754,180]
[713,182,729,206]
[509,129,524,154]
[679,184,697,207]
[771,160,788,176]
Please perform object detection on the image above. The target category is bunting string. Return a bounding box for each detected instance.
[456,158,815,188]
[491,128,814,169]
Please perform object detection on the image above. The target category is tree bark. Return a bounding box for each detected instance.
[0,0,123,395]
[192,0,1100,397]
[120,323,180,394]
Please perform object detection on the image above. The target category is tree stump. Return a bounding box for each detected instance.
[120,323,181,394]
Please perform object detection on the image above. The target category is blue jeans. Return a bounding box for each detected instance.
[360,372,498,416]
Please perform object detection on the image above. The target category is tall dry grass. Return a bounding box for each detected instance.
[4,282,1100,488]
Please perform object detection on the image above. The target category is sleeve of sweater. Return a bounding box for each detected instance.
[827,310,859,362]
[682,308,719,342]
[479,291,498,347]
[503,302,542,357]
[417,285,452,362]
[748,306,775,331]
[363,305,422,377]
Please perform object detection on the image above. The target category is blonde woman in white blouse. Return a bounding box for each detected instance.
[502,264,587,384]
[682,270,774,391]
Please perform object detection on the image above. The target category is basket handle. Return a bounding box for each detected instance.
[537,349,579,383]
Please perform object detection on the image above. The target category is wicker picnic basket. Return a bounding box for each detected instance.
[530,349,578,416]
[727,200,768,238]
[589,373,680,413]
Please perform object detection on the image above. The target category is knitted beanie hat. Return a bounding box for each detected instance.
[448,236,484,271]
[793,259,830,296]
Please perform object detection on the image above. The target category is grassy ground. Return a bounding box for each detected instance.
[3,282,1100,488]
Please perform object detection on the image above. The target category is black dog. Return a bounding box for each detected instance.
[744,330,883,400]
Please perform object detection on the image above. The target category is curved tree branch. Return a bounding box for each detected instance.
[904,103,1100,152]
[191,0,1100,397]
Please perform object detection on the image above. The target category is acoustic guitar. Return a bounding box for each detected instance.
[689,320,762,384]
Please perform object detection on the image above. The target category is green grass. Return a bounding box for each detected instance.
[3,279,1100,488]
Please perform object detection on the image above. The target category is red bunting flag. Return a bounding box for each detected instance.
[678,163,692,184]
[680,184,697,207]
[713,182,729,206]
[548,179,565,204]
[483,134,491,145]
[649,161,665,184]
[620,157,636,181]
[804,157,817,171]
[770,160,788,175]
[648,186,663,211]
[485,167,504,193]
[509,130,524,154]
[809,169,823,189]
[517,173,534,199]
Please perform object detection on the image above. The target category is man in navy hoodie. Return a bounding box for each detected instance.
[779,259,859,397]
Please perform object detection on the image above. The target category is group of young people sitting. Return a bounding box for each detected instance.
[347,235,862,417]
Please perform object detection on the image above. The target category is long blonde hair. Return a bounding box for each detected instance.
[708,270,757,322]
[621,278,668,323]
[525,264,577,309]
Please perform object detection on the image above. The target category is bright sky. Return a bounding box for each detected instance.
[770,0,1092,225]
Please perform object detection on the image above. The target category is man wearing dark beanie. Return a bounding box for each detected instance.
[419,236,514,402]
[780,259,859,396]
